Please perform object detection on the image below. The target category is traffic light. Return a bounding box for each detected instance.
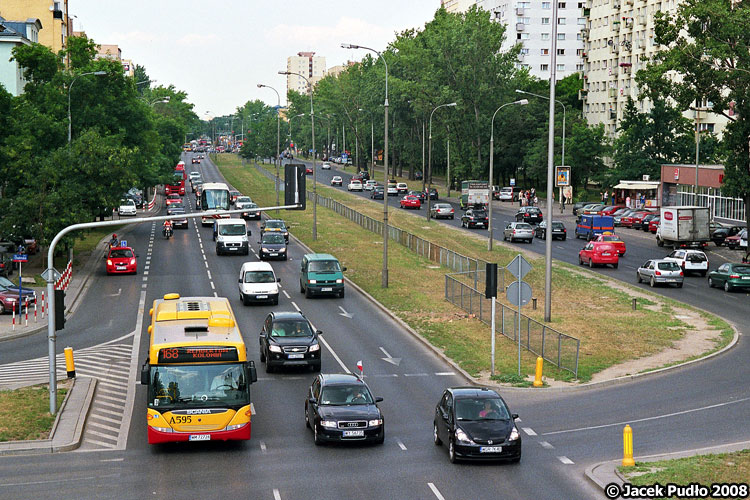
[285,163,306,210]
[54,289,66,330]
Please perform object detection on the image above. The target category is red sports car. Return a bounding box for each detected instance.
[601,205,625,216]
[106,246,137,275]
[579,241,619,269]
[594,232,626,256]
[165,194,182,207]
[400,195,421,209]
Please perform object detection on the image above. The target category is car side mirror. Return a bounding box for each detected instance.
[257,241,261,244]
[375,397,383,403]
[276,278,281,283]
[247,230,252,235]
[308,397,317,405]
[342,267,347,272]
[512,413,519,420]
[238,278,242,283]
[316,330,322,335]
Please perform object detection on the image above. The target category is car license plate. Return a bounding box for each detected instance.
[288,354,304,359]
[269,253,277,256]
[602,252,611,256]
[116,266,126,270]
[321,287,333,292]
[666,279,677,282]
[743,276,750,280]
[480,446,503,453]
[189,434,211,441]
[256,295,268,299]
[343,430,364,437]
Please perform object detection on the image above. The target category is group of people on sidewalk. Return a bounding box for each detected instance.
[518,187,538,207]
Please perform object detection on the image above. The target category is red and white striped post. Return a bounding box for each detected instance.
[12,301,16,331]
[41,291,45,319]
[24,298,28,326]
[34,297,37,323]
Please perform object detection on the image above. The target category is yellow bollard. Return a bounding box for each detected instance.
[533,357,544,387]
[622,424,635,466]
[64,346,76,378]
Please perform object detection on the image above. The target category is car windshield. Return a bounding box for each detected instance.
[262,234,285,244]
[219,224,246,236]
[0,276,16,288]
[473,211,487,217]
[319,385,374,405]
[171,209,186,215]
[436,204,451,209]
[308,260,341,273]
[271,320,313,337]
[121,199,135,207]
[147,363,249,410]
[657,262,680,271]
[236,196,251,204]
[265,221,285,229]
[455,398,510,421]
[244,270,275,283]
[110,249,133,258]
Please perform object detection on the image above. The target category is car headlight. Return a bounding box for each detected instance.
[335,279,343,284]
[107,259,113,266]
[279,247,286,252]
[268,345,282,353]
[368,419,383,427]
[320,420,337,429]
[309,343,320,352]
[262,248,271,252]
[509,426,520,441]
[455,428,473,444]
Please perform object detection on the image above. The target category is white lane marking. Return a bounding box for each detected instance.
[539,441,554,449]
[144,265,149,271]
[260,441,267,453]
[100,458,124,462]
[210,282,215,290]
[273,489,281,500]
[428,483,446,500]
[214,292,218,297]
[207,271,211,280]
[556,245,565,250]
[142,277,147,282]
[434,372,455,376]
[522,427,537,436]
[379,347,393,358]
[543,395,750,436]
[291,301,301,312]
[143,271,149,276]
[404,373,428,377]
[397,439,407,450]
[318,334,351,374]
[558,456,574,465]
[205,261,209,269]
[625,265,637,270]
[282,290,290,299]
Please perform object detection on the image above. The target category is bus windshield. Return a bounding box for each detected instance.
[148,363,249,410]
[202,188,230,210]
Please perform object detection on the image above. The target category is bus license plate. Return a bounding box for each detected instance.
[480,446,502,453]
[321,287,332,292]
[189,434,211,441]
[343,430,364,437]
[288,354,304,359]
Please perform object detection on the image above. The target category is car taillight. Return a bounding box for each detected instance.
[655,271,661,276]
[681,262,685,268]
[563,228,566,232]
[679,271,683,277]
[450,209,454,213]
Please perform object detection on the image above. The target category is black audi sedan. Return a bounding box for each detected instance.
[305,373,384,445]
[259,311,321,372]
[434,387,521,463]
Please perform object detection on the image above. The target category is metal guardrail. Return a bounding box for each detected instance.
[444,272,580,378]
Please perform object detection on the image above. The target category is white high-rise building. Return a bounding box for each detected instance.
[286,52,326,96]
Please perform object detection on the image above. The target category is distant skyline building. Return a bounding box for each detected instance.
[286,51,326,96]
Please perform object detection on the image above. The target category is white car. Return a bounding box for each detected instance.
[347,179,363,191]
[364,180,378,191]
[118,198,137,216]
[663,249,709,276]
[238,261,280,305]
[322,163,331,170]
[331,176,343,186]
[498,187,514,201]
[387,184,398,196]
[396,182,408,194]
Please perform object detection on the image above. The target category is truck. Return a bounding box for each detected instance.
[575,215,614,240]
[459,180,490,210]
[655,206,710,248]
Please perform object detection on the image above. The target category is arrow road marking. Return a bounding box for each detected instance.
[338,306,353,319]
[107,288,122,297]
[379,347,402,367]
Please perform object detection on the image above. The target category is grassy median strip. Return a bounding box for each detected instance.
[0,384,68,441]
[217,155,731,383]
[621,449,750,490]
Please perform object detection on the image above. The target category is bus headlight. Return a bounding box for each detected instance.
[226,423,247,431]
[269,345,282,353]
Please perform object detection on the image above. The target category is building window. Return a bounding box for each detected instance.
[542,1,551,8]
[558,2,566,8]
[520,33,530,39]
[576,63,584,71]
[541,48,550,55]
[517,17,531,24]
[578,17,587,24]
[557,64,566,71]
[577,33,583,40]
[541,64,550,71]
[557,33,566,40]
[558,18,566,24]
[542,33,550,40]
[542,17,550,24]
[557,49,565,55]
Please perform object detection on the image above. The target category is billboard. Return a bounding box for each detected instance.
[555,166,571,187]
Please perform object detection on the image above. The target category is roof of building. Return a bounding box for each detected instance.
[613,181,661,190]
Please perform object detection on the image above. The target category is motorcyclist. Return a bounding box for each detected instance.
[109,234,119,247]
[162,220,173,237]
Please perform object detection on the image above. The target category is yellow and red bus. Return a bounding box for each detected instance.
[141,293,257,444]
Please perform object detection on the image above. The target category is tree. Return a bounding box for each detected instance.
[640,0,750,258]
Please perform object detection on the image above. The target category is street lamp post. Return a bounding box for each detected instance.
[68,70,107,144]
[279,70,318,240]
[258,84,282,213]
[427,103,457,221]
[488,99,529,250]
[342,42,389,287]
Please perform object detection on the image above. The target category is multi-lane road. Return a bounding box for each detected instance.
[0,154,748,500]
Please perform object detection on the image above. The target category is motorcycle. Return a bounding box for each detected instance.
[162,226,173,239]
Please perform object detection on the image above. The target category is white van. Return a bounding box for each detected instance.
[214,218,251,255]
[238,262,280,305]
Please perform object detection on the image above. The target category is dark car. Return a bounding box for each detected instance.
[572,201,598,216]
[639,213,659,231]
[126,193,144,209]
[708,263,750,292]
[533,220,567,240]
[711,225,745,246]
[0,276,35,314]
[169,208,189,229]
[0,253,13,278]
[408,190,426,203]
[461,209,489,229]
[414,171,423,180]
[305,373,385,445]
[515,207,543,224]
[426,188,439,200]
[434,387,521,463]
[258,232,288,261]
[259,311,321,372]
[359,170,370,181]
[370,186,384,200]
[261,220,289,242]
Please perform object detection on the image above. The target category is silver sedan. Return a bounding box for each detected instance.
[636,259,684,288]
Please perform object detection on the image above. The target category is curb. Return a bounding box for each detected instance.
[0,376,96,456]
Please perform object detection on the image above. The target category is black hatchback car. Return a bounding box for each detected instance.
[515,206,543,224]
[305,373,384,445]
[461,209,489,229]
[259,311,321,372]
[434,387,521,463]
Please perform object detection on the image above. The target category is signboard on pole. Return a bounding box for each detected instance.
[510,178,516,186]
[12,254,28,263]
[555,166,571,187]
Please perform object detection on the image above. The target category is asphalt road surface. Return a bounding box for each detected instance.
[0,153,748,500]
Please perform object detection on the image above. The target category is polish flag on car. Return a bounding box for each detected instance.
[356,360,363,376]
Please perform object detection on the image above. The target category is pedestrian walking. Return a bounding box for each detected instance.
[600,191,604,202]
[604,190,609,204]
[530,187,536,199]
[533,195,538,206]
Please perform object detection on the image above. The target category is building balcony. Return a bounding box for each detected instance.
[612,21,621,31]
[609,88,617,98]
[516,23,526,31]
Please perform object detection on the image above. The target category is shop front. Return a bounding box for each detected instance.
[611,180,661,209]
[660,164,746,223]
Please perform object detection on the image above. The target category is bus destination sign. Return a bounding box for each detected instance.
[158,346,239,363]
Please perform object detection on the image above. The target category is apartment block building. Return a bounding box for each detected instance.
[0,17,40,96]
[286,52,326,96]
[0,0,70,60]
[581,0,727,137]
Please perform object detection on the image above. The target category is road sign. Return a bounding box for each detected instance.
[12,254,28,263]
[506,280,532,306]
[120,240,127,247]
[510,178,516,186]
[508,254,532,280]
[42,268,62,282]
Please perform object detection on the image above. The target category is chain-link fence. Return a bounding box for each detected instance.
[445,272,580,378]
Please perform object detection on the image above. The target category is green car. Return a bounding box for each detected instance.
[708,263,750,292]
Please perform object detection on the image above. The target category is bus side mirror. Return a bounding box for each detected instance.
[247,361,258,384]
[140,363,150,385]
